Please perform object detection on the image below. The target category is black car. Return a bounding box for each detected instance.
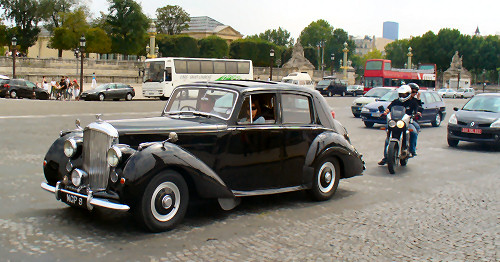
[447,93,500,147]
[315,78,347,97]
[0,79,50,99]
[361,90,446,127]
[80,83,135,101]
[41,80,364,232]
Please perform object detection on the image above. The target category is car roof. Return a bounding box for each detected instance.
[474,93,500,97]
[178,80,318,95]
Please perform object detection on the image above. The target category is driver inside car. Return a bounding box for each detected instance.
[378,85,422,166]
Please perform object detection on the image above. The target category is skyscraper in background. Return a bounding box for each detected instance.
[383,21,399,40]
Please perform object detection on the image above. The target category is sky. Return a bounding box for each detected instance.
[87,0,499,40]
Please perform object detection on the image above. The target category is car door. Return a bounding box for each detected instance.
[106,84,118,99]
[420,92,437,122]
[218,92,284,191]
[115,84,127,99]
[17,80,31,98]
[280,92,323,188]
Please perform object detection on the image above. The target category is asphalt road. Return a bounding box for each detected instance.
[0,96,498,261]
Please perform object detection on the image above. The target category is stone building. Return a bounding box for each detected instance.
[181,16,243,44]
[443,51,471,89]
[352,35,393,56]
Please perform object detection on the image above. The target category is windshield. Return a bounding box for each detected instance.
[164,87,238,120]
[364,88,390,98]
[95,84,110,91]
[379,91,398,101]
[144,61,165,82]
[462,96,500,113]
[317,80,331,86]
[457,88,465,92]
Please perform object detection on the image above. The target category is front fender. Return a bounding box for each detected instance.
[43,132,83,186]
[120,143,234,200]
[305,131,364,180]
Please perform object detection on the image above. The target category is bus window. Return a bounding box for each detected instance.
[384,62,391,71]
[174,60,187,73]
[187,61,201,74]
[201,61,214,74]
[214,61,225,74]
[226,62,238,74]
[237,62,250,74]
[365,61,383,70]
[145,61,166,82]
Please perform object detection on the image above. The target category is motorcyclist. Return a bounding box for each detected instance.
[378,85,422,165]
[408,83,422,148]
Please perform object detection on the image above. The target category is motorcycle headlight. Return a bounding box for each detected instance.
[396,120,405,129]
[107,146,122,167]
[71,169,88,187]
[448,114,458,125]
[64,138,78,157]
[388,120,397,128]
[491,119,500,128]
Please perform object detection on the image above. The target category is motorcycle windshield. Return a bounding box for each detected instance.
[391,106,406,120]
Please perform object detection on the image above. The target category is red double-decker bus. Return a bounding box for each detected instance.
[363,59,436,92]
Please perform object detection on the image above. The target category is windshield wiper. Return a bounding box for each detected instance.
[474,109,495,113]
[165,111,211,118]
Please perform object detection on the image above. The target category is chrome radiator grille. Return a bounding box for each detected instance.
[83,128,115,191]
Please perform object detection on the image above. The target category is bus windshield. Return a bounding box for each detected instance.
[144,61,165,82]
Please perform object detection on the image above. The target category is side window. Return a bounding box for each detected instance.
[26,81,37,88]
[281,94,313,124]
[237,93,277,124]
[431,92,442,102]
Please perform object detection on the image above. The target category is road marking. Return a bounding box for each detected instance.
[0,111,159,119]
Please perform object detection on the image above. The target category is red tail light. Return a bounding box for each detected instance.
[331,110,336,119]
[3,84,9,88]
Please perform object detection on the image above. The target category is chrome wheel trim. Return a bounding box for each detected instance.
[318,162,335,193]
[126,93,132,100]
[151,182,181,222]
[435,114,441,124]
[10,90,16,98]
[99,93,105,101]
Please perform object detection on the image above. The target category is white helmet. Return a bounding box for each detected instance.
[398,85,412,102]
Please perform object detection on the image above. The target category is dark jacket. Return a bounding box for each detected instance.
[387,97,423,117]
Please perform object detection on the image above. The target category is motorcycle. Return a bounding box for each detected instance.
[380,105,413,174]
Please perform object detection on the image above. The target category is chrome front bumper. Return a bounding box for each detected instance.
[41,182,130,211]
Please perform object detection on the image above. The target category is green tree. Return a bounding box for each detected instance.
[85,27,112,54]
[157,34,199,57]
[299,19,334,48]
[229,39,277,67]
[106,0,149,56]
[39,0,77,32]
[385,39,410,68]
[155,5,190,35]
[248,27,293,47]
[48,7,89,52]
[0,0,43,53]
[198,36,228,58]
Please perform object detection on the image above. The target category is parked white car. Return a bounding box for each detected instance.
[456,88,475,99]
[437,88,458,98]
[0,75,9,80]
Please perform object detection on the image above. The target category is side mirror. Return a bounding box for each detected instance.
[378,105,385,112]
[453,107,459,111]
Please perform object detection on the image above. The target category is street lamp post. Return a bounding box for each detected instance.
[342,42,349,79]
[79,34,86,98]
[147,23,157,58]
[407,47,413,69]
[11,36,17,79]
[269,48,275,81]
[330,54,335,76]
[74,49,80,75]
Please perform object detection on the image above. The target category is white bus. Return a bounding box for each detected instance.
[142,57,253,99]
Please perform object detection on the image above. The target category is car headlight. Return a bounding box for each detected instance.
[64,138,78,157]
[361,107,369,112]
[388,120,397,128]
[71,169,88,187]
[448,114,458,125]
[107,146,122,167]
[396,120,405,128]
[491,119,500,128]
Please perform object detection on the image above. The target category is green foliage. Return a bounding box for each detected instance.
[0,0,43,53]
[299,19,334,48]
[229,39,277,67]
[384,39,410,68]
[85,27,112,54]
[106,0,150,55]
[248,27,293,47]
[198,36,228,58]
[48,7,89,52]
[303,47,318,70]
[0,23,8,47]
[157,34,199,57]
[155,5,190,35]
[280,47,292,67]
[39,0,77,33]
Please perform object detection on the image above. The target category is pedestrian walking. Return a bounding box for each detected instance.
[59,77,67,101]
[91,72,97,89]
[73,79,80,100]
[50,78,57,99]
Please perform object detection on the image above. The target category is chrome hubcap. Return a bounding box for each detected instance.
[324,171,332,184]
[162,195,173,209]
[318,162,335,193]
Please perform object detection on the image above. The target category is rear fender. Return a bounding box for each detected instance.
[121,143,234,200]
[304,131,364,182]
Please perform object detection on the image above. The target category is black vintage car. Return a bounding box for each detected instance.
[0,79,50,99]
[80,83,135,101]
[41,81,364,232]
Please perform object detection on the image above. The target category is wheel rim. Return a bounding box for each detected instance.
[99,94,104,101]
[318,162,335,193]
[151,182,181,222]
[126,94,132,100]
[435,114,441,124]
[11,91,16,98]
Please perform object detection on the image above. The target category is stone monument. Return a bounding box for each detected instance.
[443,51,471,89]
[282,40,315,77]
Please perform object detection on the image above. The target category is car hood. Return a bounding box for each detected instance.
[456,110,500,124]
[353,97,378,104]
[364,101,391,110]
[108,116,226,135]
[83,88,100,94]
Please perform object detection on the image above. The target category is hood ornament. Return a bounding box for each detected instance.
[470,122,475,127]
[75,119,83,130]
[95,114,103,122]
